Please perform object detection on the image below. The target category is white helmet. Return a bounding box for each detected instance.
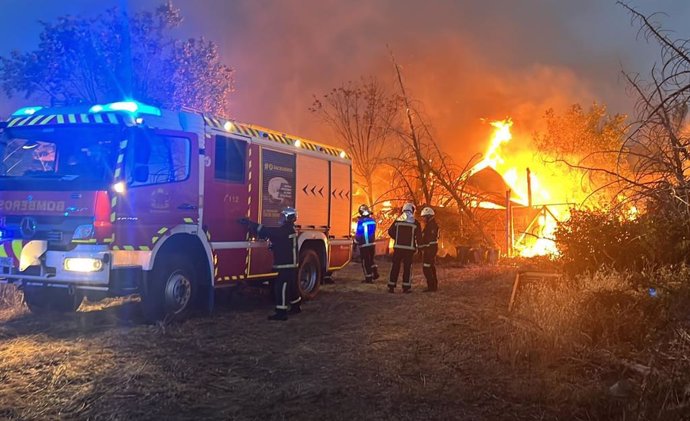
[402,203,416,214]
[280,207,297,224]
[421,207,435,217]
[358,204,371,217]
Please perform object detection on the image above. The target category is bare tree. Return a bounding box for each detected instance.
[530,4,690,219]
[0,2,234,115]
[310,77,400,211]
[617,2,690,220]
[389,52,495,246]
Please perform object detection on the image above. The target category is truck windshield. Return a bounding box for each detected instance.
[0,125,122,191]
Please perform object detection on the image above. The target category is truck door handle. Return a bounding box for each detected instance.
[177,203,198,210]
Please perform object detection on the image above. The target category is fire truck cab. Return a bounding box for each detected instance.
[0,101,352,320]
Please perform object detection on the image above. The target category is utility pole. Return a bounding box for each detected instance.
[526,167,532,208]
[505,190,513,257]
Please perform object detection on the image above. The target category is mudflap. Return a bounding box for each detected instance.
[109,267,143,296]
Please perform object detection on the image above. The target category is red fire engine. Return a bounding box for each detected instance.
[0,101,352,320]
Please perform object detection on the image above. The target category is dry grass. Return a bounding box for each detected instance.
[506,266,690,420]
[0,284,24,321]
[0,284,22,308]
[1,260,689,420]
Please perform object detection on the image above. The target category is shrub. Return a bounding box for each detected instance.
[556,207,690,276]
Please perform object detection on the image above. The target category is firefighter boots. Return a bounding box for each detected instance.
[268,310,288,321]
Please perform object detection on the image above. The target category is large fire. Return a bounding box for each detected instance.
[472,119,561,257]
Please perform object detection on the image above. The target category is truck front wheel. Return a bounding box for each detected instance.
[142,255,197,322]
[24,286,82,314]
[298,248,322,300]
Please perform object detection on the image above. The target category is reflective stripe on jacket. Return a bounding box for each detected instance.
[419,217,439,248]
[355,216,377,247]
[388,219,421,250]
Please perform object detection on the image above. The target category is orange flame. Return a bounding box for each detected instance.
[472,119,560,257]
[470,119,513,176]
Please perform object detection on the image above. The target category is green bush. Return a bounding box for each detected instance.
[556,206,690,275]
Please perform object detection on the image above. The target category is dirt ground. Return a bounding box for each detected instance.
[0,260,571,420]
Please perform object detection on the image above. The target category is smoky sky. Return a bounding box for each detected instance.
[1,0,689,161]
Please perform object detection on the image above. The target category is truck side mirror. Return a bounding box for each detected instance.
[134,165,149,183]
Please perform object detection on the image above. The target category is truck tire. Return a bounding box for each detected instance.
[24,286,82,314]
[142,254,197,322]
[298,248,322,300]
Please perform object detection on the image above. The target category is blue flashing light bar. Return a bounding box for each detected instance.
[11,106,43,117]
[89,101,161,117]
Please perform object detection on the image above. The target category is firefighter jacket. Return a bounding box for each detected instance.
[388,215,422,251]
[355,216,377,248]
[248,221,298,269]
[419,217,439,249]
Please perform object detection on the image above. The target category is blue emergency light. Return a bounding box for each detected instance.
[89,101,161,117]
[11,106,44,117]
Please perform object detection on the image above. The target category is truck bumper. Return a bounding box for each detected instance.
[0,244,143,295]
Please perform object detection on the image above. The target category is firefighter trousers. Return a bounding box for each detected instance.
[274,268,301,312]
[360,245,378,282]
[388,249,414,290]
[423,245,438,291]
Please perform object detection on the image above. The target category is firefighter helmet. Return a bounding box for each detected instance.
[420,207,435,217]
[280,207,298,224]
[358,204,371,217]
[402,203,416,214]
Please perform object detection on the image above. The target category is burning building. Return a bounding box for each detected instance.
[464,120,562,258]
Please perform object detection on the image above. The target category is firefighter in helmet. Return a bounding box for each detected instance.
[387,202,422,293]
[239,207,301,321]
[355,204,379,283]
[419,207,440,292]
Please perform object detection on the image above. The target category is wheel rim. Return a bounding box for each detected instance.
[300,260,318,293]
[164,271,192,314]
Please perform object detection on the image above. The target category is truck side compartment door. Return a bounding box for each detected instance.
[328,161,352,270]
[204,135,252,283]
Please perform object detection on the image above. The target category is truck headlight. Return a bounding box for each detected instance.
[64,257,103,272]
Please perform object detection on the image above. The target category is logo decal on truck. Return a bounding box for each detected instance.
[262,150,295,226]
[19,217,37,239]
[0,200,65,212]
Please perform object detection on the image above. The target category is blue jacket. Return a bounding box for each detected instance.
[355,216,377,247]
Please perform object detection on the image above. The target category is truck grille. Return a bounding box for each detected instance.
[46,231,64,243]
